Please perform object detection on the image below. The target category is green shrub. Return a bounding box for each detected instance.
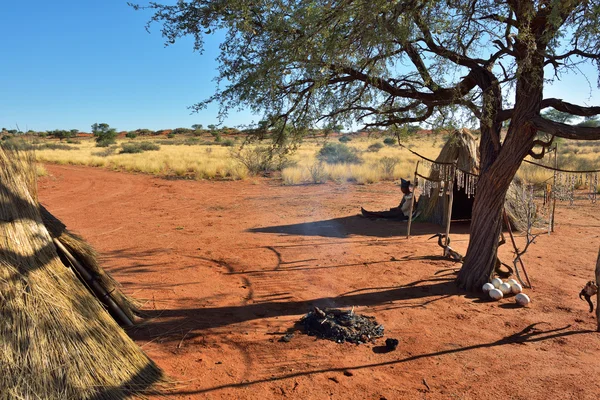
[338,135,352,143]
[167,133,175,139]
[172,127,194,135]
[126,131,138,139]
[367,142,384,152]
[96,138,116,147]
[92,146,117,157]
[0,138,76,151]
[221,139,235,147]
[383,137,396,146]
[119,142,160,154]
[317,143,362,164]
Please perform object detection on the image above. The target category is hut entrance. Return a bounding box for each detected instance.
[451,184,475,221]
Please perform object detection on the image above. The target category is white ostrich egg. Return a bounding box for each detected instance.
[499,282,512,295]
[489,288,504,300]
[511,283,523,294]
[482,283,495,293]
[508,279,519,287]
[515,293,531,306]
[491,278,503,288]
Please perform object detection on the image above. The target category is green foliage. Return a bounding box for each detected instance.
[134,129,155,136]
[172,127,194,135]
[577,116,600,127]
[0,137,76,151]
[91,123,111,136]
[126,131,138,139]
[92,123,117,147]
[119,142,160,154]
[367,142,384,152]
[383,137,396,146]
[338,135,352,143]
[317,143,362,164]
[167,133,175,138]
[221,139,235,147]
[542,109,576,124]
[48,129,75,141]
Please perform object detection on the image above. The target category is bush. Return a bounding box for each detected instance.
[317,143,362,164]
[167,133,175,138]
[96,138,115,147]
[308,162,327,183]
[119,142,160,154]
[338,135,352,143]
[221,139,235,147]
[126,131,138,139]
[233,146,293,175]
[92,146,117,157]
[383,137,396,146]
[0,138,76,151]
[367,142,384,152]
[172,127,194,135]
[378,157,399,180]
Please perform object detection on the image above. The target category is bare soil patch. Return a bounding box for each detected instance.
[38,164,600,399]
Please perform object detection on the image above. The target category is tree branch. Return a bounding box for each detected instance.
[498,98,600,122]
[531,117,600,140]
[541,98,600,117]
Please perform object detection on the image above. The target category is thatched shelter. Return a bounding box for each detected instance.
[0,148,164,399]
[416,129,531,231]
[417,128,479,225]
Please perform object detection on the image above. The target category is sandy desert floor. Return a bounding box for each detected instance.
[38,164,600,400]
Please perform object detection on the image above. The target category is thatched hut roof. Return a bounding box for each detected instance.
[0,148,164,399]
[417,129,479,225]
[416,129,533,231]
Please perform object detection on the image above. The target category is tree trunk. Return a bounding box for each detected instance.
[457,34,547,291]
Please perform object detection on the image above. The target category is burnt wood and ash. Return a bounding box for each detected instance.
[299,307,384,344]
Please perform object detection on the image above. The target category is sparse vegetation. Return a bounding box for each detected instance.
[367,142,384,152]
[317,143,362,164]
[383,137,396,146]
[27,133,598,185]
[119,142,160,154]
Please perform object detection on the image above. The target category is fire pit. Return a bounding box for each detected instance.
[299,307,384,344]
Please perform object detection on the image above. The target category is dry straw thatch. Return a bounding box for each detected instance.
[417,128,479,225]
[417,129,532,231]
[0,148,164,399]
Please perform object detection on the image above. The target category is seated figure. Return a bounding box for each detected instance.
[361,178,417,221]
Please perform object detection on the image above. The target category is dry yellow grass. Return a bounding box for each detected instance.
[32,135,599,186]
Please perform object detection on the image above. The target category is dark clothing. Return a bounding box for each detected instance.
[361,193,414,221]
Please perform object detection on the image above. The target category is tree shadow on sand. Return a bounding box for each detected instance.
[165,322,592,396]
[247,215,470,238]
[131,277,459,343]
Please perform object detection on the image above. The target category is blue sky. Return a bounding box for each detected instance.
[1,1,598,132]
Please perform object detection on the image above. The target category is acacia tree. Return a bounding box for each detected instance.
[133,0,600,290]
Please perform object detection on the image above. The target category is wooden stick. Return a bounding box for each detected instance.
[53,238,134,327]
[444,178,454,251]
[551,144,558,232]
[595,247,600,332]
[406,161,419,239]
[502,211,533,289]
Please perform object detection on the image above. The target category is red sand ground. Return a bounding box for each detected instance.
[38,164,600,400]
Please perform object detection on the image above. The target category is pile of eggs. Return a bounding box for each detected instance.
[482,278,530,306]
